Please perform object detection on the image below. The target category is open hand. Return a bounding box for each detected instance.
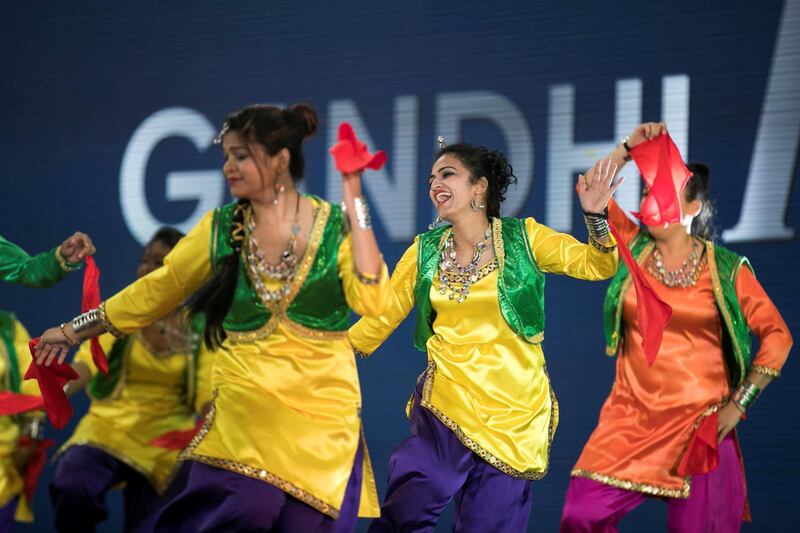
[34,327,73,366]
[577,159,625,214]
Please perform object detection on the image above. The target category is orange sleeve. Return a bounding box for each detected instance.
[607,197,640,247]
[736,266,793,376]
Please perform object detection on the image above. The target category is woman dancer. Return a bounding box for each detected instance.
[49,227,214,532]
[560,123,793,532]
[34,102,390,532]
[1,231,95,528]
[348,142,620,532]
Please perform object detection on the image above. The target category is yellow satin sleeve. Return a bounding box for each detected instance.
[525,217,618,279]
[347,239,418,356]
[336,233,391,319]
[0,319,37,520]
[105,210,215,334]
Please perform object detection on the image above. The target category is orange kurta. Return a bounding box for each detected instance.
[573,203,793,497]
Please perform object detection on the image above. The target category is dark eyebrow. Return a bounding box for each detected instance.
[437,166,456,173]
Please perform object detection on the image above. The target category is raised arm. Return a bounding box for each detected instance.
[347,239,419,357]
[337,234,391,319]
[526,219,618,280]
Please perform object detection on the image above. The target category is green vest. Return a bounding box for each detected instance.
[211,197,350,340]
[88,315,205,409]
[413,217,546,351]
[603,232,753,385]
[0,310,21,393]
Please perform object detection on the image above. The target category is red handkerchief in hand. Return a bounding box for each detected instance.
[329,122,387,173]
[18,435,55,501]
[151,419,204,450]
[24,339,78,430]
[630,133,692,227]
[609,224,672,366]
[0,392,45,415]
[82,256,108,375]
[677,411,719,476]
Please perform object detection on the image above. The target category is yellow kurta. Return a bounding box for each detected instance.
[104,197,389,518]
[349,218,618,478]
[0,319,40,522]
[57,331,214,492]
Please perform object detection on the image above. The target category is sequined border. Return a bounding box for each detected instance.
[54,440,168,493]
[571,468,691,498]
[98,301,124,338]
[225,201,333,345]
[707,244,747,384]
[752,365,781,377]
[571,402,726,499]
[179,391,340,519]
[419,360,556,480]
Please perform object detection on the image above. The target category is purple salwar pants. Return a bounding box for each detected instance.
[560,432,746,532]
[0,496,18,532]
[368,376,534,533]
[151,434,364,532]
[49,444,162,533]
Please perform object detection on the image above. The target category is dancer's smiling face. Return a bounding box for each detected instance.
[428,154,488,221]
[221,130,287,201]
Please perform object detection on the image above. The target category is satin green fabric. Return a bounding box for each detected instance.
[603,232,753,385]
[413,217,546,351]
[0,235,66,288]
[214,196,350,333]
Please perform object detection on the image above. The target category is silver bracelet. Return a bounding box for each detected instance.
[732,381,761,412]
[584,214,610,240]
[72,308,101,333]
[353,196,372,230]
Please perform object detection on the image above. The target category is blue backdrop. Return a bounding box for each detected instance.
[3,1,798,531]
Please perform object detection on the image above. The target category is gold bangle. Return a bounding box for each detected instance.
[55,247,83,272]
[98,302,124,338]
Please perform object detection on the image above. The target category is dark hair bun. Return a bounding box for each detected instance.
[288,102,318,138]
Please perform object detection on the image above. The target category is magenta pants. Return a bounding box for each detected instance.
[560,433,746,533]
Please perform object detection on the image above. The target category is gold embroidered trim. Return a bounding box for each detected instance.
[360,427,380,517]
[180,390,340,519]
[707,244,747,384]
[492,217,505,272]
[571,402,728,499]
[571,469,691,498]
[98,301,124,338]
[419,360,554,480]
[589,236,618,253]
[54,440,168,493]
[284,319,347,340]
[353,267,381,285]
[225,201,333,345]
[752,365,781,377]
[526,332,545,343]
[225,316,347,343]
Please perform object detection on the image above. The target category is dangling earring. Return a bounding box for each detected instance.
[273,183,285,205]
[470,195,486,211]
[429,215,443,230]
